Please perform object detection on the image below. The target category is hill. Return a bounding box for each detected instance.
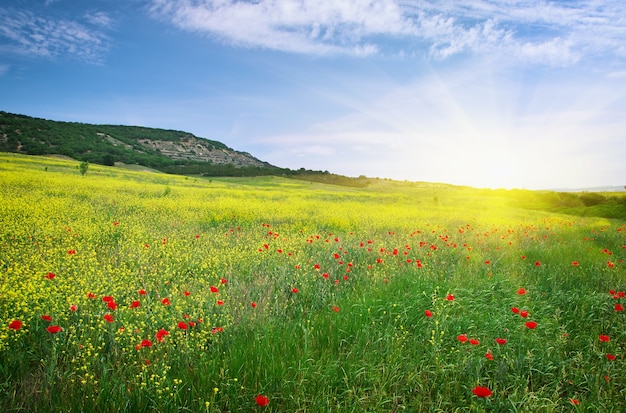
[0,111,279,175]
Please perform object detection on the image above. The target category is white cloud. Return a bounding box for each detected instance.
[0,7,111,63]
[148,0,626,65]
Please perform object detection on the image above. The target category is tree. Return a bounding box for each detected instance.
[79,161,89,176]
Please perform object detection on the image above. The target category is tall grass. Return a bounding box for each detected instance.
[1,153,624,412]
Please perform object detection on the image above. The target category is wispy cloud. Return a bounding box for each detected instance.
[0,64,8,76]
[148,0,626,65]
[0,7,111,63]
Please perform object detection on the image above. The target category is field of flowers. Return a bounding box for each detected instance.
[1,152,625,412]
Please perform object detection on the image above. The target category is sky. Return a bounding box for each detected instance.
[1,0,625,190]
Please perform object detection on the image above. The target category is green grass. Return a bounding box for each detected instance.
[0,152,625,412]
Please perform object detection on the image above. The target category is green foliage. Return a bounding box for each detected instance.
[79,161,89,176]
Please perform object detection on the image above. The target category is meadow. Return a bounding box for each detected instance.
[0,153,625,412]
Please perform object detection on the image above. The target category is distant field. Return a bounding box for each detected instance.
[1,153,625,412]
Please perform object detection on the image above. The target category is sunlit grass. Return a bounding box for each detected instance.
[1,152,624,411]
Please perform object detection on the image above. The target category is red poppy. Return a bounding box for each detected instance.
[255,394,270,406]
[485,352,494,360]
[251,302,257,308]
[183,291,190,296]
[102,295,113,302]
[291,288,299,293]
[47,325,62,333]
[570,399,579,405]
[107,301,118,311]
[517,288,527,295]
[103,314,114,323]
[140,339,152,348]
[177,321,188,330]
[471,386,492,398]
[607,261,615,268]
[606,354,616,361]
[217,300,224,306]
[210,286,219,293]
[571,261,579,266]
[138,289,147,295]
[322,273,329,279]
[332,306,340,312]
[615,304,624,312]
[130,300,141,309]
[599,335,610,343]
[161,298,171,306]
[495,338,507,345]
[446,294,455,301]
[519,310,529,318]
[87,292,96,299]
[469,338,480,345]
[70,304,77,312]
[155,329,169,342]
[41,315,52,322]
[424,310,433,318]
[525,321,538,329]
[457,334,468,343]
[8,319,22,330]
[511,307,520,314]
[67,249,76,255]
[534,261,541,267]
[45,272,56,280]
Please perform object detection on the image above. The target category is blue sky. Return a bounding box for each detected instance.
[1,0,625,189]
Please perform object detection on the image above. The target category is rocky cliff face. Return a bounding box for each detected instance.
[135,136,267,167]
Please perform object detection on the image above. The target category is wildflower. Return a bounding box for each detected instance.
[517,288,527,295]
[45,272,56,280]
[107,301,118,311]
[130,300,141,309]
[161,298,171,306]
[424,310,433,318]
[469,338,480,345]
[183,291,190,296]
[446,294,455,301]
[519,310,529,318]
[534,261,541,267]
[178,321,188,330]
[70,304,77,312]
[155,329,169,342]
[485,352,494,360]
[525,321,538,329]
[251,302,257,308]
[41,315,52,322]
[332,306,340,312]
[570,398,579,405]
[599,335,610,343]
[606,354,616,361]
[8,320,22,330]
[217,300,224,306]
[457,334,468,343]
[47,325,62,333]
[140,339,152,348]
[255,394,270,406]
[615,304,624,312]
[138,289,147,295]
[511,307,520,314]
[210,286,219,293]
[220,277,228,284]
[291,288,299,293]
[67,249,76,255]
[571,261,579,266]
[495,338,507,345]
[103,314,114,323]
[87,292,96,299]
[471,386,492,398]
[102,295,113,302]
